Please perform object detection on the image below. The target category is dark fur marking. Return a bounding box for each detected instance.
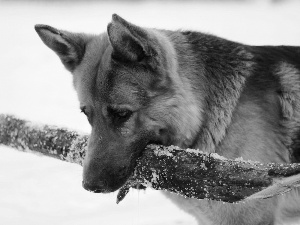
[181,31,254,152]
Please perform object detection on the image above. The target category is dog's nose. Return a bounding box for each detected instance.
[82,180,107,193]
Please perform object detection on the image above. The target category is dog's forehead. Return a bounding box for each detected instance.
[73,33,152,108]
[100,63,153,107]
[73,33,110,106]
[105,79,143,107]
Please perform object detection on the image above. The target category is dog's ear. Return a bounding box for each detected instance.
[107,14,158,66]
[34,25,86,72]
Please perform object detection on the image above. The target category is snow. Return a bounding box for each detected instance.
[1,146,192,225]
[1,0,300,225]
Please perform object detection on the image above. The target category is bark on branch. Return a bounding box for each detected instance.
[1,114,300,204]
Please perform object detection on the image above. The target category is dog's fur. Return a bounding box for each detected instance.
[35,14,300,225]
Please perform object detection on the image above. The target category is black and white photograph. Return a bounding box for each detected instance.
[1,0,300,224]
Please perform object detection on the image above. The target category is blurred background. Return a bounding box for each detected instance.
[0,0,300,225]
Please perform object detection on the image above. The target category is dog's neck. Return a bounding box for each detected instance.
[161,30,254,152]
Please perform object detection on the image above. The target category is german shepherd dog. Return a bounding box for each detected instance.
[35,14,300,225]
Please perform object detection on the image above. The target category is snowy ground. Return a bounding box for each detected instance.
[1,1,300,225]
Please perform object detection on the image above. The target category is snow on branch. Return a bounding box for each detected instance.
[1,114,300,204]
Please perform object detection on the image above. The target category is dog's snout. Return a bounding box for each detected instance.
[82,180,108,193]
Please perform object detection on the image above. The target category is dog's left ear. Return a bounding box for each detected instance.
[107,14,159,67]
[34,25,87,72]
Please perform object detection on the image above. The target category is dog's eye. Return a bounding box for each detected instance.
[107,106,133,123]
[116,110,131,118]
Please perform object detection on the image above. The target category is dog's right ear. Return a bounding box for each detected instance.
[107,14,159,69]
[34,24,86,72]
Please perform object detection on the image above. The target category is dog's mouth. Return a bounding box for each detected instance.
[107,141,161,192]
[82,140,163,195]
[116,141,166,203]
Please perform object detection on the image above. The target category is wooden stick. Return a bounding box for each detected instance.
[0,114,87,165]
[1,114,300,204]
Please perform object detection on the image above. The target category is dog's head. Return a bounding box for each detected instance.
[35,14,201,193]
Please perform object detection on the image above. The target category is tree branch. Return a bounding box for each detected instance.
[1,114,300,204]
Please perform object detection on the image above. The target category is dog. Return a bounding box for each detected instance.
[35,14,300,225]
